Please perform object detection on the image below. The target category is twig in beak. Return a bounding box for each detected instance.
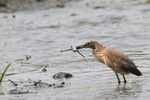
[76,50,85,58]
[60,46,86,59]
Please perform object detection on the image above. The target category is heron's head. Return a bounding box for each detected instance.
[76,41,103,50]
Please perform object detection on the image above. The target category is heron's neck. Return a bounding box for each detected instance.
[93,45,105,53]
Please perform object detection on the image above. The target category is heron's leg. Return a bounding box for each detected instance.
[115,72,121,84]
[122,74,127,84]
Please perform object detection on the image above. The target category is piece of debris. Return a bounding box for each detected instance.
[33,80,53,87]
[42,67,47,72]
[15,59,25,62]
[41,64,49,72]
[9,89,30,94]
[8,79,18,86]
[52,72,73,80]
[53,81,65,88]
[25,55,31,61]
[15,55,32,64]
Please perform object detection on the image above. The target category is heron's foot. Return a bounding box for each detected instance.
[124,80,127,84]
[118,81,121,85]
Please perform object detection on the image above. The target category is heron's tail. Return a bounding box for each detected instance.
[129,67,142,76]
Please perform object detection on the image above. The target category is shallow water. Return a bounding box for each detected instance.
[0,0,150,100]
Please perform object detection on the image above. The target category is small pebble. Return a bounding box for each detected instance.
[61,82,65,85]
[42,67,47,72]
[12,15,16,18]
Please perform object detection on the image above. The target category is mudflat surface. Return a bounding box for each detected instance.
[0,0,150,100]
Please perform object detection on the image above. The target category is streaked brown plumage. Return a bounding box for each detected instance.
[76,41,142,84]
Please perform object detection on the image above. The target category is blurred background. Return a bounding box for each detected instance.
[0,0,149,12]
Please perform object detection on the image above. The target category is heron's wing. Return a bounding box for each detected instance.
[105,48,135,66]
[102,48,142,76]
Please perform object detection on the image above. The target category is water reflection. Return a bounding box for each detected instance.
[96,82,142,100]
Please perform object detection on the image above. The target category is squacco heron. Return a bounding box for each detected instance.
[76,41,142,84]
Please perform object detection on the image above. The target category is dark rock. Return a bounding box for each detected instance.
[64,73,73,78]
[48,84,52,87]
[70,13,77,16]
[52,83,56,86]
[93,6,105,9]
[52,72,73,79]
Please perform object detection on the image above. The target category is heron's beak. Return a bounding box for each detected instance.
[76,45,86,50]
